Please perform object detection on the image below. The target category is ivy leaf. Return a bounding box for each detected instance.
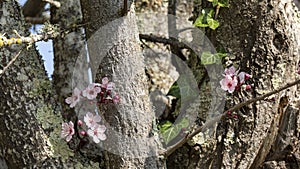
[217,0,229,7]
[160,118,189,145]
[158,121,173,133]
[207,18,219,30]
[193,9,219,30]
[215,52,228,58]
[201,52,215,65]
[201,51,227,65]
[208,0,218,7]
[193,11,209,27]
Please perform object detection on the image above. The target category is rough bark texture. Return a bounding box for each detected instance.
[215,1,300,168]
[51,0,87,121]
[0,1,55,168]
[166,0,300,169]
[0,1,93,168]
[80,0,162,168]
[51,0,106,165]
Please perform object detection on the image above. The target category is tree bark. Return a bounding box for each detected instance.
[168,0,300,168]
[0,1,90,168]
[80,0,162,168]
[0,1,57,168]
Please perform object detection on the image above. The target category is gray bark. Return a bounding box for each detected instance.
[80,0,163,168]
[168,0,300,168]
[0,1,90,168]
[0,1,56,168]
[51,0,87,120]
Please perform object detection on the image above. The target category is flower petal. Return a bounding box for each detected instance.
[98,133,107,141]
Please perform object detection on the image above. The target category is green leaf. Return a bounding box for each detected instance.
[201,51,227,65]
[193,14,208,28]
[207,18,219,30]
[208,0,218,7]
[167,82,181,99]
[160,118,189,144]
[215,52,228,58]
[193,9,213,28]
[193,8,219,30]
[218,0,229,7]
[176,75,199,103]
[201,52,215,65]
[158,121,173,133]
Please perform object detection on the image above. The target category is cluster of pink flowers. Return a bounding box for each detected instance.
[220,66,251,93]
[61,77,119,143]
[84,112,107,143]
[65,77,120,108]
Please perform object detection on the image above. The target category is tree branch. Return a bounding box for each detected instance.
[0,48,24,76]
[25,16,50,24]
[22,0,46,17]
[159,78,300,157]
[139,33,192,51]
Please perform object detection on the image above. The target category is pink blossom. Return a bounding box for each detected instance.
[242,84,252,90]
[238,72,246,84]
[113,94,120,104]
[84,112,101,128]
[80,130,87,136]
[82,83,101,100]
[220,75,238,93]
[107,82,115,90]
[101,77,109,88]
[238,72,251,84]
[77,120,83,126]
[87,124,107,143]
[61,121,75,142]
[65,88,81,108]
[224,66,237,76]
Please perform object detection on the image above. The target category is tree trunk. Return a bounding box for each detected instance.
[80,0,163,168]
[0,1,59,168]
[0,1,91,168]
[167,0,300,168]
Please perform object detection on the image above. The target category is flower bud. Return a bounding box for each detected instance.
[241,84,252,91]
[226,111,231,116]
[77,120,83,126]
[245,73,251,80]
[80,131,86,136]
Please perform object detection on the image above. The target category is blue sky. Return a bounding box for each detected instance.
[19,0,54,78]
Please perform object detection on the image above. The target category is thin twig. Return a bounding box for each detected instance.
[159,78,300,157]
[0,48,24,76]
[25,16,50,25]
[139,34,192,51]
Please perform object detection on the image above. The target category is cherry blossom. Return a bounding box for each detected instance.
[238,72,251,84]
[101,77,109,88]
[82,83,101,100]
[87,124,107,143]
[84,112,101,128]
[220,75,238,93]
[224,66,237,76]
[113,94,120,104]
[107,82,115,90]
[77,120,83,126]
[61,121,75,142]
[65,88,81,108]
[80,131,87,136]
